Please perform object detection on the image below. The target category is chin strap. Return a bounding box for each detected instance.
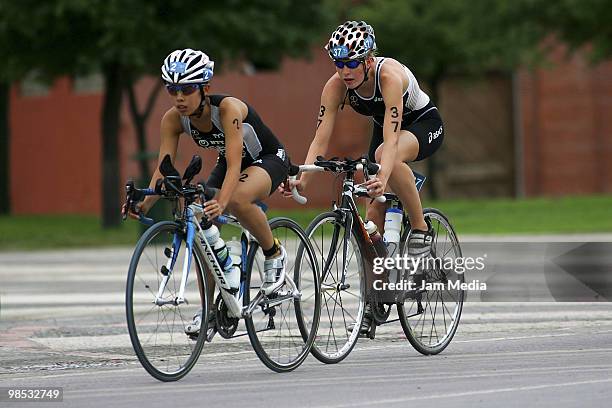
[340,60,370,111]
[354,61,371,91]
[189,87,206,118]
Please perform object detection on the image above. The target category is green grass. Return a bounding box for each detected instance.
[0,215,142,250]
[428,195,612,234]
[1,195,610,250]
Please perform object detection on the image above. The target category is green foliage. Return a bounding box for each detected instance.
[351,0,547,83]
[0,0,335,80]
[539,0,612,61]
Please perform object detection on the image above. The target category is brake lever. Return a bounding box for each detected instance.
[357,159,386,203]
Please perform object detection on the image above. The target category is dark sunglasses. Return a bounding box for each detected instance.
[165,83,201,96]
[334,59,362,69]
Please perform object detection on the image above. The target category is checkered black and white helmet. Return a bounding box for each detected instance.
[161,49,215,84]
[325,21,376,60]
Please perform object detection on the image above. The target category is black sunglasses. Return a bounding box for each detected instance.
[334,59,362,69]
[165,83,201,96]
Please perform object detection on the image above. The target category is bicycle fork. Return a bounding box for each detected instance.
[153,210,196,307]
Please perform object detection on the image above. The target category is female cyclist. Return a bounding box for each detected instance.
[126,49,289,336]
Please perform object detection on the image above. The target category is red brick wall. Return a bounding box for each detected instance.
[518,45,612,196]
[10,78,103,214]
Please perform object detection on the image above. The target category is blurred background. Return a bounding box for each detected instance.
[0,0,611,248]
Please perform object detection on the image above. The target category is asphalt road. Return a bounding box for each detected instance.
[1,242,611,407]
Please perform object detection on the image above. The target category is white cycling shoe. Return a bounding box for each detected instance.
[260,246,287,296]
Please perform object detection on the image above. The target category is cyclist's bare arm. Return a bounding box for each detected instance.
[139,109,182,214]
[300,74,345,188]
[376,64,405,185]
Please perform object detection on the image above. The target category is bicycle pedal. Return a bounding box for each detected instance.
[206,327,217,342]
[367,324,377,340]
[267,315,276,330]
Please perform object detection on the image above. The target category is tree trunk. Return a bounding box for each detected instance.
[126,81,162,183]
[101,62,124,228]
[0,81,10,214]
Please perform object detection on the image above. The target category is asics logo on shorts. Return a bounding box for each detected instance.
[428,125,443,144]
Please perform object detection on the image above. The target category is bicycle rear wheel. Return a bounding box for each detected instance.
[244,217,320,372]
[307,211,366,364]
[397,208,464,355]
[126,221,208,381]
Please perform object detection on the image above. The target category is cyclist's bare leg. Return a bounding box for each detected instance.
[365,199,386,232]
[204,265,215,308]
[225,166,275,251]
[374,130,428,232]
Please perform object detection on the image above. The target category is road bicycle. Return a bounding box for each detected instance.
[123,154,320,380]
[289,156,464,363]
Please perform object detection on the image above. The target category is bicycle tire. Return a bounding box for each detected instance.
[243,217,320,372]
[126,221,208,381]
[397,208,464,355]
[306,211,367,364]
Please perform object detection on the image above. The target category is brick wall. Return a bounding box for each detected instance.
[518,45,612,196]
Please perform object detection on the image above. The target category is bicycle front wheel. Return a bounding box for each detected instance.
[126,221,208,381]
[244,217,320,372]
[307,211,367,364]
[397,208,464,355]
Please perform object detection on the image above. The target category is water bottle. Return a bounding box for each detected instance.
[383,207,403,258]
[201,222,239,290]
[226,239,242,289]
[364,220,387,258]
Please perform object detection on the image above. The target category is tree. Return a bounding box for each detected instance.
[0,0,335,227]
[539,0,612,61]
[0,81,8,215]
[352,0,546,198]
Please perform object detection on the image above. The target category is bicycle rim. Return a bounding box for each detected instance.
[397,209,464,355]
[244,217,320,372]
[307,212,366,364]
[126,222,208,381]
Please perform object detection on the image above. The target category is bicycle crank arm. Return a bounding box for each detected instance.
[242,291,265,317]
